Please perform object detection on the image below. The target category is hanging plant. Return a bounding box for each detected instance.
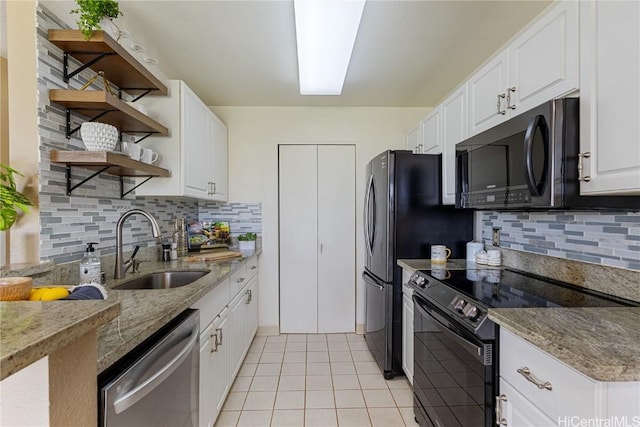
[70,0,122,41]
[0,164,33,231]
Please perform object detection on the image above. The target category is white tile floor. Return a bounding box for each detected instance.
[215,333,419,427]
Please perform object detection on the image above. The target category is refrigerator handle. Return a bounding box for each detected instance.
[364,174,374,256]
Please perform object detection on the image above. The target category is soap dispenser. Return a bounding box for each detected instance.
[80,242,101,284]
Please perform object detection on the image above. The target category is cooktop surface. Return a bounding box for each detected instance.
[417,268,636,309]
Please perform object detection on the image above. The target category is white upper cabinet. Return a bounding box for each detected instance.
[419,106,442,154]
[468,49,510,136]
[509,0,578,114]
[468,1,578,136]
[406,125,420,153]
[579,1,640,195]
[441,84,468,205]
[136,80,228,201]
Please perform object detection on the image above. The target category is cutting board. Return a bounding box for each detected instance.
[183,250,242,263]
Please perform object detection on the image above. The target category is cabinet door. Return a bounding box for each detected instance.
[580,1,640,195]
[182,83,211,198]
[229,291,247,378]
[441,84,467,205]
[509,1,578,114]
[211,312,230,421]
[419,107,442,154]
[245,277,258,343]
[279,145,318,333]
[317,145,356,333]
[499,379,556,427]
[210,113,228,201]
[406,125,420,153]
[468,50,509,136]
[198,323,214,427]
[401,291,414,385]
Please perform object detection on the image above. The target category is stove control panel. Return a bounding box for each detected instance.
[450,296,484,323]
[409,273,428,288]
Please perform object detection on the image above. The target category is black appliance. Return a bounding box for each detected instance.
[362,150,474,379]
[410,268,636,427]
[456,97,640,210]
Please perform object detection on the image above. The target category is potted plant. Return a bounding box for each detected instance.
[0,164,33,231]
[237,232,257,252]
[71,0,123,41]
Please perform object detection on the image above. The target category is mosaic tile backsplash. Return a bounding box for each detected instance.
[35,6,261,265]
[482,211,640,271]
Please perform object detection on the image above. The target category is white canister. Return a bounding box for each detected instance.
[466,241,484,262]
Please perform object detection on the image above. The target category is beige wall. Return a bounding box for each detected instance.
[211,106,430,329]
[1,55,8,266]
[6,0,39,264]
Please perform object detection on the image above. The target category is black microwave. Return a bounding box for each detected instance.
[455,98,640,210]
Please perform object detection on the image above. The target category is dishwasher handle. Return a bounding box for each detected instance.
[113,323,199,414]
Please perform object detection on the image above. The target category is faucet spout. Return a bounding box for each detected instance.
[115,209,162,280]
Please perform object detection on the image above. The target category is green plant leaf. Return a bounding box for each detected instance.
[0,208,17,231]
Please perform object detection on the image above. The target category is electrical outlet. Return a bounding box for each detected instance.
[492,228,500,247]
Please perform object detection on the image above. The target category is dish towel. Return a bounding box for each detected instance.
[62,283,108,300]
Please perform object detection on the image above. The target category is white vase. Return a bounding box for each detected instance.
[238,240,255,251]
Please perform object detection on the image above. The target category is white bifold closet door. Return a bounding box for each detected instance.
[279,144,356,333]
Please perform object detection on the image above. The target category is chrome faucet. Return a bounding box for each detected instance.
[115,209,162,279]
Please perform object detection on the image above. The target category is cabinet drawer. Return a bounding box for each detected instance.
[499,378,556,427]
[230,264,248,297]
[500,328,597,420]
[246,256,258,280]
[191,278,229,329]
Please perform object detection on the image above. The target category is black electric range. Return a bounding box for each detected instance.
[409,268,636,427]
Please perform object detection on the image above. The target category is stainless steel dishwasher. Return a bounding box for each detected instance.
[99,309,199,427]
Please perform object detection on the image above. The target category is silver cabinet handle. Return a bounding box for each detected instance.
[578,152,591,182]
[517,367,552,390]
[497,93,506,115]
[237,277,245,283]
[506,86,516,110]
[250,266,257,270]
[495,394,507,425]
[248,289,252,303]
[216,327,224,346]
[245,290,251,304]
[210,333,218,353]
[212,182,217,194]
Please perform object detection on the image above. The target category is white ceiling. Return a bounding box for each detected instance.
[40,0,551,107]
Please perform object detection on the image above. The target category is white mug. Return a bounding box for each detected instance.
[431,244,451,264]
[141,148,159,164]
[123,142,142,160]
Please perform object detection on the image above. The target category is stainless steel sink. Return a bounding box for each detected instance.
[114,271,209,290]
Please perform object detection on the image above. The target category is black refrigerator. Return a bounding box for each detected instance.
[363,150,474,379]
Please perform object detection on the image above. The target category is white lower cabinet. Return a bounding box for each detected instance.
[191,255,259,427]
[498,329,640,425]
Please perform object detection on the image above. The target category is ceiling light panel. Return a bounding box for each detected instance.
[294,0,366,95]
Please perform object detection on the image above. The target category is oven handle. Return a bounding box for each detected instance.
[413,296,490,365]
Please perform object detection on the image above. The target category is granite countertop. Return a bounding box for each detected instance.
[1,249,260,379]
[397,258,502,272]
[97,250,260,372]
[489,308,640,382]
[0,298,120,380]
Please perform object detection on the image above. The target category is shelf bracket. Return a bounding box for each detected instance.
[63,51,116,83]
[120,176,153,198]
[121,132,157,144]
[128,89,154,102]
[66,109,117,139]
[65,164,111,196]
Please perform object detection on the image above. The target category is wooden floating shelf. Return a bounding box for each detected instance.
[49,89,169,136]
[51,150,170,177]
[48,29,168,96]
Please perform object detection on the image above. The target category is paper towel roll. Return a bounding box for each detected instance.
[466,241,484,262]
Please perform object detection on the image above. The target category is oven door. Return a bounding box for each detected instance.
[413,294,494,427]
